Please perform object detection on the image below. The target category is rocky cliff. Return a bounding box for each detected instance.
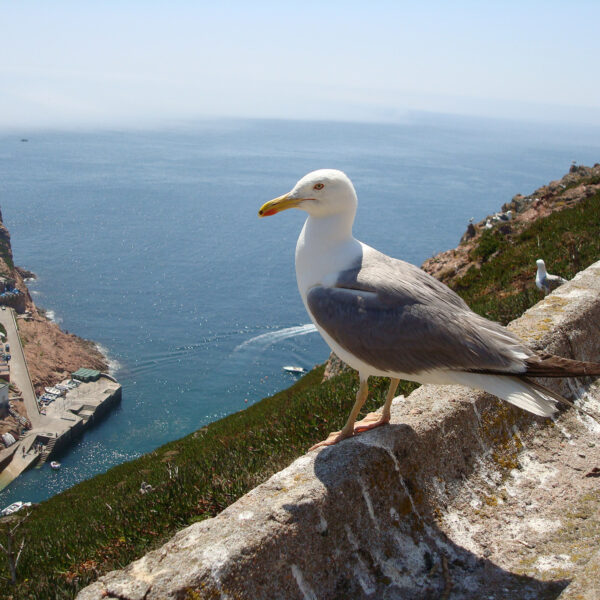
[0,210,107,395]
[422,163,600,286]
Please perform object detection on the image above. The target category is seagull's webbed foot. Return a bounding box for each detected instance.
[308,378,401,451]
[308,428,353,451]
[308,413,388,451]
[353,411,390,433]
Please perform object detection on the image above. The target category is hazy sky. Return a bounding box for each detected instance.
[3,1,600,129]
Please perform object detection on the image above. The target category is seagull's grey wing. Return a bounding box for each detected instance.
[546,273,568,290]
[307,249,530,375]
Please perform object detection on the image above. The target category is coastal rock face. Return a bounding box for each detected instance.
[0,410,22,439]
[321,351,352,381]
[0,211,107,396]
[19,318,107,394]
[421,163,600,286]
[78,260,600,600]
[0,208,14,276]
[15,266,36,280]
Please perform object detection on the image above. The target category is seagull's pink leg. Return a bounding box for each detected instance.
[309,377,369,451]
[354,378,400,432]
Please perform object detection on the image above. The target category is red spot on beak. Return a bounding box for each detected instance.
[262,208,277,216]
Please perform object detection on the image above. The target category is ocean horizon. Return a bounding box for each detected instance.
[1,113,600,506]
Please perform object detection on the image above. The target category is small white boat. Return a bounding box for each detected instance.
[45,387,64,396]
[1,501,31,516]
[50,461,61,470]
[282,365,306,375]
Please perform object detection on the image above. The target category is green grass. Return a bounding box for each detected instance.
[0,368,416,597]
[0,240,14,274]
[2,189,600,598]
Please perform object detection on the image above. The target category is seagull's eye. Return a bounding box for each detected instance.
[313,183,324,190]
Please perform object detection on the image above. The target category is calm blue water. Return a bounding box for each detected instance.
[0,115,599,505]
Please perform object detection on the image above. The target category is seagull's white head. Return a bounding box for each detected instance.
[536,259,546,271]
[259,169,357,219]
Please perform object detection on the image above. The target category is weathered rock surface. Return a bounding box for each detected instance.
[78,262,600,599]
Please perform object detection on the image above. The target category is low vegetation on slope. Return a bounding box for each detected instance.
[1,187,600,599]
[0,370,415,597]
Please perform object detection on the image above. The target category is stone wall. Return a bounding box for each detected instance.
[78,261,600,600]
[0,291,26,313]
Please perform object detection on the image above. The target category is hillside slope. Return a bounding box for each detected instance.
[423,163,600,287]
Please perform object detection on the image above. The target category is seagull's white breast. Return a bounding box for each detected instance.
[294,215,391,377]
[294,216,362,299]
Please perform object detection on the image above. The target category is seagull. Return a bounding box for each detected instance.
[536,259,568,295]
[259,170,600,449]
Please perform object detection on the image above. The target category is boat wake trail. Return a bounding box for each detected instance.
[234,324,317,352]
[130,325,318,377]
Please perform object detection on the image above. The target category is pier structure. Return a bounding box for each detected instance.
[0,307,121,491]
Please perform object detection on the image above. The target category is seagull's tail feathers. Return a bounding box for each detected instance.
[449,371,600,424]
[520,376,600,423]
[524,353,600,378]
[448,372,558,417]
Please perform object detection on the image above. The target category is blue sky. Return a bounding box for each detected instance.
[3,1,600,128]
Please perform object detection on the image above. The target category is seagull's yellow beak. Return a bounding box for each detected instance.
[258,193,302,217]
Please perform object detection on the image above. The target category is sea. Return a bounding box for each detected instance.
[0,114,599,506]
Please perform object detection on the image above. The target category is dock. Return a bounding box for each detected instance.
[0,376,121,490]
[0,307,122,491]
